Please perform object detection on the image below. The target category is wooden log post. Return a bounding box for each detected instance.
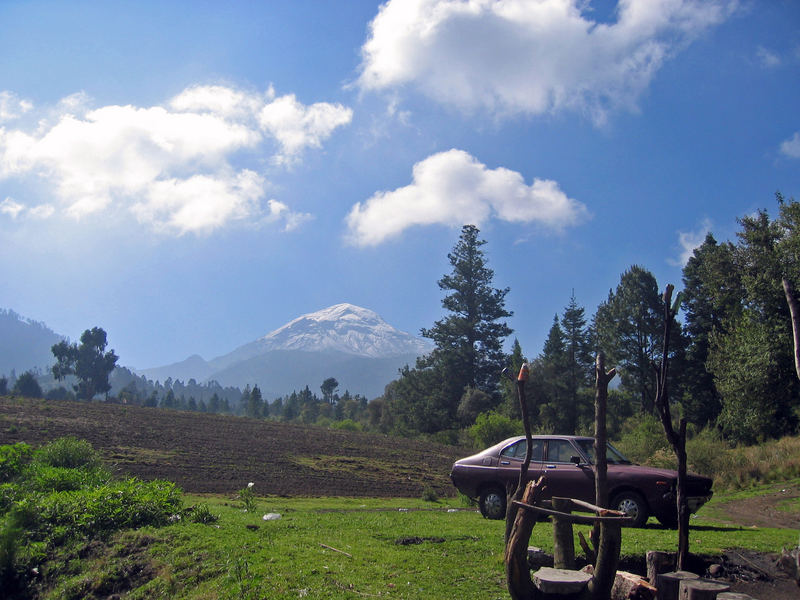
[678,579,730,600]
[588,519,621,600]
[656,571,699,600]
[552,497,575,570]
[647,551,676,586]
[505,479,543,600]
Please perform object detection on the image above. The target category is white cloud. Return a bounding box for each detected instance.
[345,148,588,246]
[0,85,351,234]
[670,218,711,266]
[357,0,735,123]
[756,46,781,69]
[0,91,32,123]
[258,94,353,165]
[781,132,800,159]
[265,199,314,231]
[0,197,24,218]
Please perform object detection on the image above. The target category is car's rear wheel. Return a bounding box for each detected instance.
[612,491,649,527]
[479,486,506,520]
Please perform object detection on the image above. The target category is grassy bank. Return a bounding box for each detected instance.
[18,489,799,600]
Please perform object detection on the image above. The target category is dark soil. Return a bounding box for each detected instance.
[0,396,467,498]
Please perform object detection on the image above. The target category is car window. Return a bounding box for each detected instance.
[575,439,632,465]
[499,439,543,461]
[547,439,580,463]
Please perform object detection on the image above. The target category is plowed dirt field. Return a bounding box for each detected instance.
[0,397,468,498]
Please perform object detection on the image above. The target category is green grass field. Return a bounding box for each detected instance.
[27,490,799,600]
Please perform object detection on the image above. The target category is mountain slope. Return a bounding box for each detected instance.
[0,309,65,376]
[140,304,432,399]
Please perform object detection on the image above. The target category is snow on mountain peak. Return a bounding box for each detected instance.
[256,303,430,358]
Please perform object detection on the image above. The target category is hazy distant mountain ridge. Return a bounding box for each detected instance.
[0,309,65,375]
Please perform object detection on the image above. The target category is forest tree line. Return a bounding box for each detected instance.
[3,194,800,447]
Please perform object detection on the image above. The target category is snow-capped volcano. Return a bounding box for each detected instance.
[254,303,431,358]
[139,304,432,399]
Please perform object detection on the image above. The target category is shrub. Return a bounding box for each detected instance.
[0,443,32,483]
[421,486,439,502]
[332,419,363,432]
[0,510,25,591]
[34,437,101,470]
[32,478,182,541]
[28,465,110,492]
[188,503,219,524]
[468,411,521,448]
[613,414,670,464]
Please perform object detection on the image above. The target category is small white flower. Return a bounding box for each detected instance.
[247,482,254,488]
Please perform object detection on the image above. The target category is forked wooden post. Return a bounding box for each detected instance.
[552,498,575,570]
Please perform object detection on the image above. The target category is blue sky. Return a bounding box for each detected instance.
[1,0,799,371]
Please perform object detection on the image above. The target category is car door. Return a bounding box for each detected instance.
[497,438,544,489]
[540,439,594,503]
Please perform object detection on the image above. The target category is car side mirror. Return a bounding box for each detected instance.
[570,456,582,465]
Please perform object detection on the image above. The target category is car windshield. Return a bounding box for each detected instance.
[575,440,631,465]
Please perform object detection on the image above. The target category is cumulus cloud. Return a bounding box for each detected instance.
[259,94,353,165]
[345,148,588,246]
[357,0,735,123]
[0,85,352,234]
[670,218,711,266]
[781,132,800,159]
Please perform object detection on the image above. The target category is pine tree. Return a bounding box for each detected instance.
[421,224,512,401]
[594,266,666,414]
[680,234,742,426]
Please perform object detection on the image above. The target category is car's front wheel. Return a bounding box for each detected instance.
[612,491,649,527]
[479,486,506,520]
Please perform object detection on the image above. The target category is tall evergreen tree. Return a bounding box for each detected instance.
[594,266,682,414]
[421,224,512,396]
[681,234,742,426]
[561,293,594,431]
[381,225,512,435]
[537,315,569,432]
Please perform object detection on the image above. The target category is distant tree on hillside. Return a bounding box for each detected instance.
[246,385,264,418]
[321,377,339,405]
[0,376,7,395]
[51,327,118,401]
[13,371,42,398]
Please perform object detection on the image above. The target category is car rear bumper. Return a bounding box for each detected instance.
[687,494,712,513]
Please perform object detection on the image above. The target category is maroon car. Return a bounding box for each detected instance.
[449,435,713,527]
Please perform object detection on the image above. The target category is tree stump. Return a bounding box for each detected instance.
[613,570,657,600]
[656,571,699,600]
[717,593,757,600]
[647,551,676,585]
[678,579,730,600]
[532,567,592,597]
